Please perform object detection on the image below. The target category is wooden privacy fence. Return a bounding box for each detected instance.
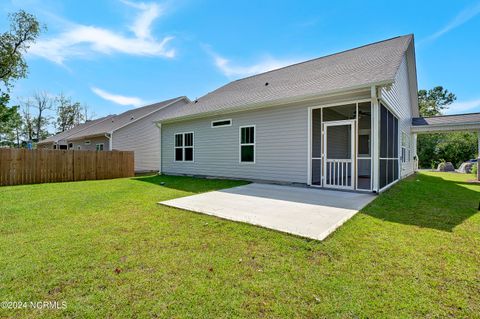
[0,148,134,186]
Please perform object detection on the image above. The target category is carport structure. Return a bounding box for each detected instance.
[411,112,480,179]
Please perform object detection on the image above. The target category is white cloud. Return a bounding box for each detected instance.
[91,87,145,107]
[121,0,163,38]
[210,51,301,78]
[29,1,174,64]
[445,98,480,114]
[425,2,480,42]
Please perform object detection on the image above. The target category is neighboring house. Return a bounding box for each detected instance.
[155,35,420,192]
[38,96,189,171]
[37,115,115,150]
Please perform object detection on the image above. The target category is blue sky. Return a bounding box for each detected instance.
[1,0,480,118]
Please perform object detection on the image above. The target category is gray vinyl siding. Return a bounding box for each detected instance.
[161,91,371,184]
[112,100,188,171]
[71,136,110,151]
[38,142,54,149]
[380,54,414,177]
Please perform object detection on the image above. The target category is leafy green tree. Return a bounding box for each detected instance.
[418,132,477,168]
[55,93,85,133]
[418,86,456,117]
[0,103,21,146]
[1,109,22,146]
[0,10,42,144]
[417,86,477,169]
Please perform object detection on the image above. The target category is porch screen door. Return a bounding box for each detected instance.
[323,120,355,190]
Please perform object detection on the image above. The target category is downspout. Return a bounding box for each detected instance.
[156,122,162,174]
[371,85,380,193]
[105,132,112,150]
[477,131,480,181]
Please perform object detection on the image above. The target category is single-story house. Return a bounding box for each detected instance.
[155,35,419,192]
[39,33,480,188]
[38,115,115,150]
[38,96,189,171]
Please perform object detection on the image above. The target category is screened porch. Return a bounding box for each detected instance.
[309,100,400,192]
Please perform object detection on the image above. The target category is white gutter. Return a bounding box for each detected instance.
[105,132,113,150]
[411,122,480,133]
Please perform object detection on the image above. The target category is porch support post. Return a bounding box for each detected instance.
[413,133,418,171]
[371,86,380,192]
[156,122,162,174]
[478,131,480,181]
[477,131,480,158]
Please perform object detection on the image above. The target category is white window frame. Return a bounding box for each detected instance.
[211,119,232,128]
[174,132,194,162]
[84,140,91,145]
[96,143,104,151]
[239,125,256,164]
[401,131,410,163]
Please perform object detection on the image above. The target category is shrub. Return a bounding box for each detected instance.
[437,160,446,171]
[472,163,478,177]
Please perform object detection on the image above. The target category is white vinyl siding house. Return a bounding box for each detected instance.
[70,136,110,151]
[161,89,374,185]
[158,35,419,192]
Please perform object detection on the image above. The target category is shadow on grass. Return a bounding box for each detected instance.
[362,173,480,232]
[132,174,248,194]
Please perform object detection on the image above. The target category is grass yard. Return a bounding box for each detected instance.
[0,172,479,318]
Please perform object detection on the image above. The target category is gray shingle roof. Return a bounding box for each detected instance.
[38,115,115,144]
[158,35,413,122]
[39,96,186,144]
[66,96,186,140]
[412,113,480,126]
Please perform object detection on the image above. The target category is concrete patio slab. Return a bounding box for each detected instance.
[159,183,376,241]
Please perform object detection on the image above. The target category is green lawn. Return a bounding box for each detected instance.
[0,172,479,318]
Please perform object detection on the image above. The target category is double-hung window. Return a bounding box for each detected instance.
[401,132,410,163]
[175,132,194,162]
[240,126,255,163]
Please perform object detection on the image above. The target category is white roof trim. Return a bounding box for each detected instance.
[157,81,392,124]
[412,122,480,133]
